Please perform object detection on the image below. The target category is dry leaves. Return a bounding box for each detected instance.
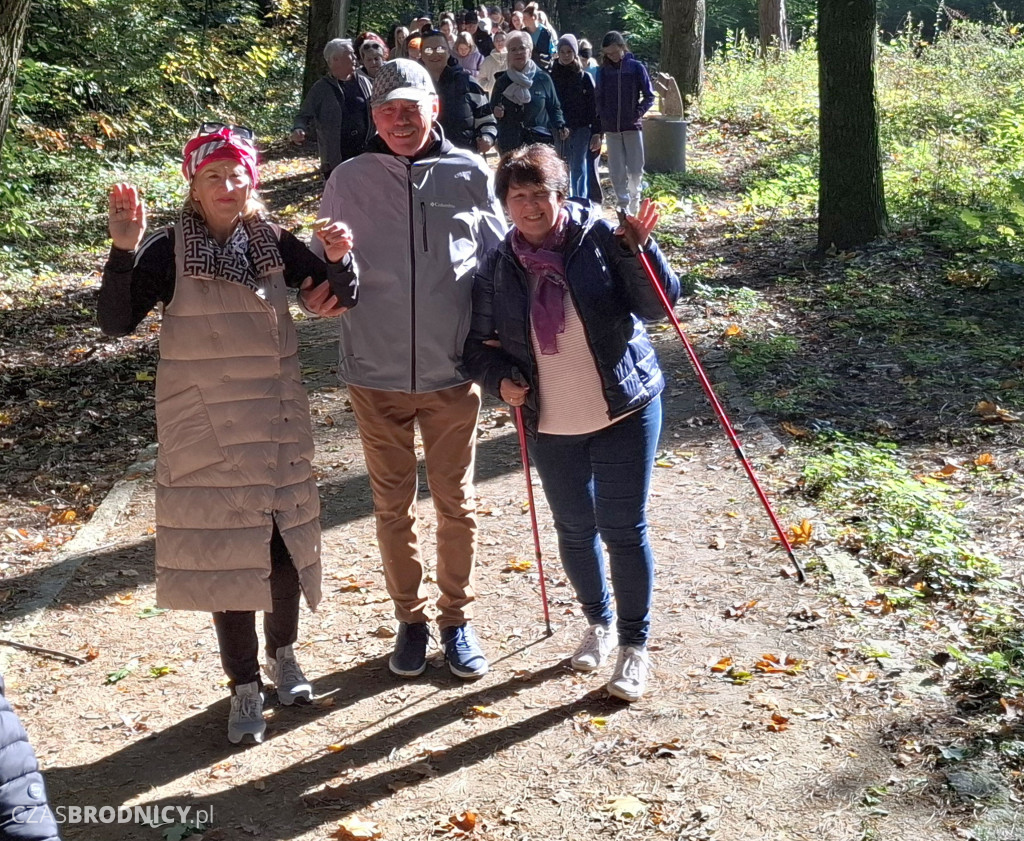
[464,705,502,719]
[975,401,1020,423]
[503,558,533,573]
[601,795,647,821]
[724,599,757,619]
[434,811,478,836]
[754,653,804,675]
[334,816,381,840]
[767,712,790,732]
[836,667,877,683]
[780,421,811,438]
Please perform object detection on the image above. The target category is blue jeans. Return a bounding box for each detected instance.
[556,127,593,202]
[528,396,661,647]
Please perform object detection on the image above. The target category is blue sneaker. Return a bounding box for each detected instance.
[389,622,429,677]
[441,624,489,679]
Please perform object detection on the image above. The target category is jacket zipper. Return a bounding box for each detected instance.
[616,63,622,132]
[420,202,429,252]
[407,166,417,392]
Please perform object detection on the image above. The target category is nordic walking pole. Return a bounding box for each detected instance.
[514,405,554,634]
[619,211,807,584]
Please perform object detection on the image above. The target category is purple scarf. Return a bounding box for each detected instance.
[511,209,569,354]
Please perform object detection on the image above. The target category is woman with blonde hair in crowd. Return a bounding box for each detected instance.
[454,30,485,78]
[478,29,508,93]
[99,124,358,743]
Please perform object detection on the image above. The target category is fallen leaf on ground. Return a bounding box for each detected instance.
[326,744,348,753]
[113,592,135,605]
[602,794,647,820]
[1000,697,1024,721]
[975,400,1020,423]
[334,816,381,840]
[710,656,733,673]
[837,667,876,683]
[974,453,994,467]
[754,653,804,675]
[767,712,790,732]
[780,421,811,438]
[465,705,502,719]
[724,599,757,619]
[503,558,532,572]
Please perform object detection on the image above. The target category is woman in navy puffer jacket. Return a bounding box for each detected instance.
[464,144,682,702]
[0,676,60,840]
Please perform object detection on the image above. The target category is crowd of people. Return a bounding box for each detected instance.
[89,5,680,763]
[0,10,683,834]
[292,3,657,215]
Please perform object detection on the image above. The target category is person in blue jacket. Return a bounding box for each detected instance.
[595,31,655,216]
[0,676,61,840]
[463,144,683,702]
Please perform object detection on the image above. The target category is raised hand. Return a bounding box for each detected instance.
[314,220,354,264]
[615,198,659,253]
[108,183,147,251]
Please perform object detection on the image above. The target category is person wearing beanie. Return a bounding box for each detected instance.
[98,124,359,744]
[551,34,602,201]
[595,31,655,215]
[308,60,508,683]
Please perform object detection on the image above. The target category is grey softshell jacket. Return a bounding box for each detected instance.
[312,137,507,392]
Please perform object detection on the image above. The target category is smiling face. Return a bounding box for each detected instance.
[492,32,507,52]
[190,160,252,234]
[510,10,523,28]
[420,34,450,77]
[602,42,625,63]
[505,182,563,246]
[372,97,439,158]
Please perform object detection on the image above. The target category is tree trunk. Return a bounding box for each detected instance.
[817,0,887,250]
[660,0,705,111]
[0,0,31,153]
[758,0,789,56]
[302,0,349,98]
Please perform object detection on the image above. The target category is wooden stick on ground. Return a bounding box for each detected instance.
[0,639,88,665]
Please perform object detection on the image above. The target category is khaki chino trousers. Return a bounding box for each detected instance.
[348,382,481,628]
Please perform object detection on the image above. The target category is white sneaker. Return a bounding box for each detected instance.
[227,681,265,744]
[265,645,313,705]
[570,623,616,672]
[607,645,650,702]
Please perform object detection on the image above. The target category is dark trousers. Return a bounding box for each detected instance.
[212,525,300,690]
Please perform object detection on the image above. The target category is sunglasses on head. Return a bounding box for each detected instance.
[196,122,255,141]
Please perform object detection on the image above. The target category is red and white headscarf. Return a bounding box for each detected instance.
[181,127,259,186]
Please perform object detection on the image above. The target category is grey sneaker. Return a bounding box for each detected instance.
[389,622,430,677]
[570,623,616,672]
[227,681,265,744]
[607,645,650,702]
[265,645,313,705]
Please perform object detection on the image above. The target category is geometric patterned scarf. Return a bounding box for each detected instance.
[180,211,283,296]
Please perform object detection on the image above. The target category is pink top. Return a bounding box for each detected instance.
[529,286,616,435]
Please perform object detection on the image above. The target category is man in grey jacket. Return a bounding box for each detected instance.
[310,60,507,680]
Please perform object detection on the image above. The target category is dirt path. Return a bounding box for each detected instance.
[3,313,981,841]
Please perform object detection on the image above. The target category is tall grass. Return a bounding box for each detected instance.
[699,19,1024,256]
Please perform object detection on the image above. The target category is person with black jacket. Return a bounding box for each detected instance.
[549,34,601,202]
[491,30,566,153]
[419,28,497,154]
[291,39,375,178]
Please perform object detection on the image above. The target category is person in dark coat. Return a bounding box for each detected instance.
[0,676,61,840]
[420,28,497,153]
[463,144,682,702]
[463,10,494,56]
[549,34,601,202]
[490,31,566,153]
